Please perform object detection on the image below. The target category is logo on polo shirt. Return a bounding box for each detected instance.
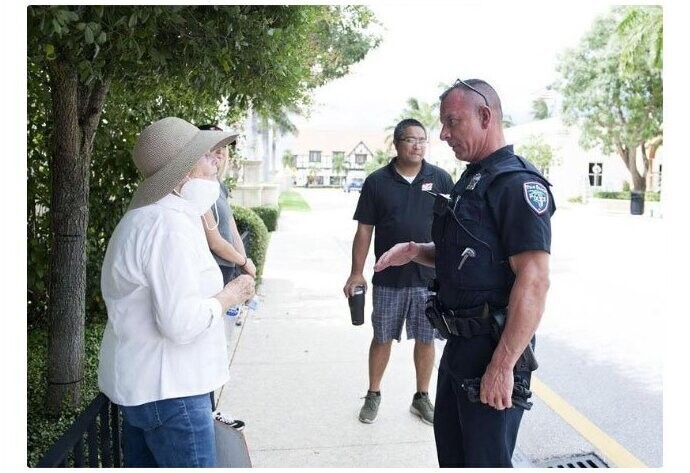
[422,182,433,191]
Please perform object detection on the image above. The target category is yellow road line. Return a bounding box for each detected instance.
[531,376,648,468]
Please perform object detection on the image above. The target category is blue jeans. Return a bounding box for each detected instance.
[120,393,216,467]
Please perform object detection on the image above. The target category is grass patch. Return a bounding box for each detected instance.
[278,190,310,212]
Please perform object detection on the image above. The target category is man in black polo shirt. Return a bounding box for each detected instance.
[343,118,453,425]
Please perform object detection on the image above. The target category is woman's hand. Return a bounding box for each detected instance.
[226,274,255,304]
[216,274,255,310]
[241,258,257,278]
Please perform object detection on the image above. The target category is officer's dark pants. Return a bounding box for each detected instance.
[434,334,530,468]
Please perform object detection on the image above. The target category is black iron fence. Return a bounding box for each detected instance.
[36,394,122,467]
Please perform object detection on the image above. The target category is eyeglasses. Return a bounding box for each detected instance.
[453,78,489,107]
[400,137,429,146]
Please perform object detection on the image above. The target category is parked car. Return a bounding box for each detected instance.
[343,178,364,193]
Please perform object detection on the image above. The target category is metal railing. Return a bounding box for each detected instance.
[36,393,122,467]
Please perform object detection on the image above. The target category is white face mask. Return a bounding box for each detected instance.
[177,178,220,216]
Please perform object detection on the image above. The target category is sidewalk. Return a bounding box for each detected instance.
[215,190,440,468]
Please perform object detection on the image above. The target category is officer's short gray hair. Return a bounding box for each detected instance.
[440,79,503,120]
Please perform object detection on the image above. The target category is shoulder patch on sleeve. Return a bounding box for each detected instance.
[523,182,549,214]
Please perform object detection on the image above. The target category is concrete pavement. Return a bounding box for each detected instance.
[215,189,440,467]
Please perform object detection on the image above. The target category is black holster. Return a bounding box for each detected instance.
[490,312,539,372]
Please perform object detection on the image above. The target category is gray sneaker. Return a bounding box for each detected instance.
[359,391,381,423]
[410,393,434,425]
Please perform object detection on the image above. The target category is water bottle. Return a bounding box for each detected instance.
[245,297,259,311]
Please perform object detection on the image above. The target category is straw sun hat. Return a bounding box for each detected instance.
[128,117,238,210]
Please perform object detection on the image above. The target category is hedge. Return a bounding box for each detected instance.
[231,205,269,280]
[27,321,105,467]
[250,205,280,232]
[593,190,661,202]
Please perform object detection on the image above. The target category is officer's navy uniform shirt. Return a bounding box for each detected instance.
[353,158,454,288]
[432,145,555,310]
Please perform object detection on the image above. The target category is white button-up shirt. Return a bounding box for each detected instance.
[98,194,227,406]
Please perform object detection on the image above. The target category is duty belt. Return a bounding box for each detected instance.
[430,301,504,339]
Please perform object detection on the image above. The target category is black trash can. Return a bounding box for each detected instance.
[630,190,645,215]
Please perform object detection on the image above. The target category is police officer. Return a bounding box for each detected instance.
[374,79,555,467]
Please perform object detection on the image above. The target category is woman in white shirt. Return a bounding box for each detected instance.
[98,117,255,467]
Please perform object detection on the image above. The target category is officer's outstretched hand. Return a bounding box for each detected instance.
[479,363,514,410]
[374,241,419,272]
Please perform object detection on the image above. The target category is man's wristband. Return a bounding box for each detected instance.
[240,256,248,267]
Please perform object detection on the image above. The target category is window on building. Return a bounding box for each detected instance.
[309,151,321,163]
[355,153,367,165]
[315,176,324,185]
[588,162,603,187]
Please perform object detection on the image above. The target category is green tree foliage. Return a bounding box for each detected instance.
[385,97,439,148]
[616,5,662,73]
[531,98,550,120]
[332,152,347,177]
[516,134,557,174]
[556,8,662,192]
[27,5,380,414]
[282,149,297,171]
[364,149,391,175]
[399,97,440,134]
